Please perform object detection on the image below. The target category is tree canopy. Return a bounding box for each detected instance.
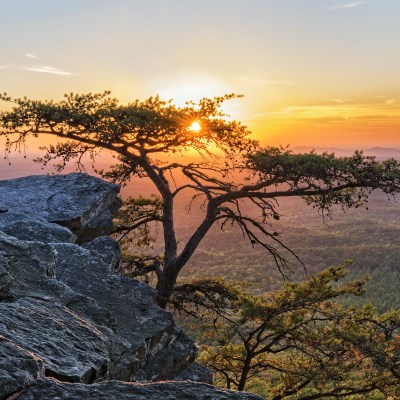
[193,263,400,398]
[2,91,400,307]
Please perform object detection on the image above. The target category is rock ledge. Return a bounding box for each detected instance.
[0,174,261,400]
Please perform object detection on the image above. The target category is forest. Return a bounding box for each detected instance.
[173,191,400,312]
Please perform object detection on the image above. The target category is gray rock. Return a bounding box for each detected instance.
[0,230,56,300]
[18,379,263,399]
[174,362,213,384]
[0,251,13,298]
[0,335,45,400]
[0,230,113,327]
[0,173,121,242]
[53,242,196,380]
[82,236,122,272]
[140,329,196,381]
[0,298,137,383]
[0,213,76,243]
[0,173,259,399]
[82,209,116,243]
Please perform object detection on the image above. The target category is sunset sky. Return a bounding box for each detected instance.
[1,0,400,148]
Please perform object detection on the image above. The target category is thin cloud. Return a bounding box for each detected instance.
[22,64,73,76]
[24,52,41,59]
[330,1,364,10]
[325,98,345,103]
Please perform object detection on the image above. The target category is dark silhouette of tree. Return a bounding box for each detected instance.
[2,91,400,307]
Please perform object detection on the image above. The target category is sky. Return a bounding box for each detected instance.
[1,0,400,148]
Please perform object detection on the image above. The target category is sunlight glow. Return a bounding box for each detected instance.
[158,75,230,107]
[189,121,201,132]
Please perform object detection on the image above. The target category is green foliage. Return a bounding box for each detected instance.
[247,146,400,217]
[197,264,400,398]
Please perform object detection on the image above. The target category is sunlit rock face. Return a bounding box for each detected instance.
[0,173,259,400]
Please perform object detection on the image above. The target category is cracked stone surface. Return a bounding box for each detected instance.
[0,173,254,399]
[18,379,262,400]
[0,173,121,243]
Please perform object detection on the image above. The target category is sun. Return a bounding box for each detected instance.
[189,121,201,132]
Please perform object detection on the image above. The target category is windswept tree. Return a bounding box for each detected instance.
[1,91,400,307]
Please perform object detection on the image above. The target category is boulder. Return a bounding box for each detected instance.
[0,336,45,400]
[0,231,113,327]
[174,362,213,384]
[0,173,121,242]
[53,240,197,380]
[0,230,57,300]
[0,213,76,243]
[18,379,262,399]
[0,298,137,383]
[0,173,260,399]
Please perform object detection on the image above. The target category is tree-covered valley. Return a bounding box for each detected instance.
[116,175,400,314]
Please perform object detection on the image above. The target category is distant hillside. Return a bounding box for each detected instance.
[293,146,400,160]
[173,191,400,312]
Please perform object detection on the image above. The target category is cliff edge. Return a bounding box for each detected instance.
[0,173,260,399]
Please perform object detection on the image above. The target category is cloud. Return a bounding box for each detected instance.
[24,52,41,59]
[330,1,364,10]
[22,64,73,76]
[325,98,345,104]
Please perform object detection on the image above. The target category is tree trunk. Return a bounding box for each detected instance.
[237,354,252,391]
[155,269,177,309]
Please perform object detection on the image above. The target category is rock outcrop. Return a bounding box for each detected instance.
[0,173,121,243]
[17,379,262,399]
[0,173,261,400]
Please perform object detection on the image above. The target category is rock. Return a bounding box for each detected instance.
[0,213,76,243]
[0,230,57,300]
[0,298,137,383]
[0,173,121,242]
[18,379,263,399]
[81,209,116,243]
[174,362,213,384]
[53,241,196,380]
[0,335,45,400]
[139,329,197,381]
[0,251,13,299]
[0,230,114,327]
[82,236,122,272]
[0,173,260,399]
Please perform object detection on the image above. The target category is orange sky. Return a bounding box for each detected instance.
[1,1,400,150]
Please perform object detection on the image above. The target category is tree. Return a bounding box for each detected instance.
[196,263,400,399]
[2,91,400,307]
